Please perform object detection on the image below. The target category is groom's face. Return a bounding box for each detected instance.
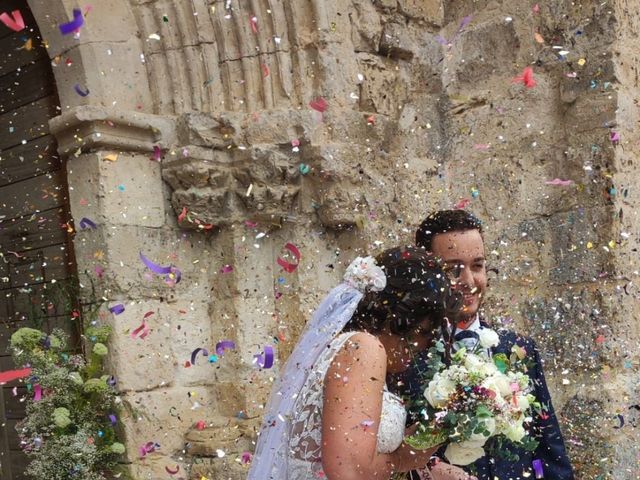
[430,229,487,324]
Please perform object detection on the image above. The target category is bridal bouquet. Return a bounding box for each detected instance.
[406,329,540,465]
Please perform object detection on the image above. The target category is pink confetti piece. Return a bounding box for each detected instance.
[220,265,234,273]
[0,10,25,32]
[512,66,536,88]
[165,465,180,475]
[244,220,258,228]
[277,243,301,273]
[473,143,491,150]
[131,321,150,340]
[177,206,187,223]
[153,145,162,161]
[309,97,328,113]
[566,72,578,78]
[139,441,160,458]
[95,265,105,278]
[610,131,620,144]
[241,451,253,464]
[545,178,574,186]
[33,384,42,401]
[261,63,270,77]
[454,198,471,209]
[59,8,84,35]
[196,420,206,431]
[0,368,32,384]
[249,15,258,33]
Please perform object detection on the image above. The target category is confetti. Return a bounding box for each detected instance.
[215,340,236,356]
[103,154,118,162]
[254,345,274,369]
[109,304,125,315]
[545,178,574,186]
[74,84,90,96]
[153,145,162,161]
[277,243,301,273]
[309,97,328,113]
[59,8,84,35]
[178,206,187,223]
[0,368,32,384]
[190,348,209,365]
[512,67,536,88]
[140,251,182,285]
[165,465,180,475]
[79,217,97,229]
[534,32,545,44]
[33,384,42,401]
[0,10,26,32]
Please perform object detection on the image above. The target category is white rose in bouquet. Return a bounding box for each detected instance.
[463,353,486,372]
[478,327,500,348]
[482,373,512,397]
[425,375,457,408]
[503,420,527,442]
[515,393,531,412]
[444,440,486,465]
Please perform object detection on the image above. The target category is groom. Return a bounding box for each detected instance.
[407,209,574,479]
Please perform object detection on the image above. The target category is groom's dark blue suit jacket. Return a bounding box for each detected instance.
[389,324,575,480]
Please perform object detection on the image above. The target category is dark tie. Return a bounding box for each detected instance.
[454,330,480,351]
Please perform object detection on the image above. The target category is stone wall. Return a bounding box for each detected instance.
[25,0,640,478]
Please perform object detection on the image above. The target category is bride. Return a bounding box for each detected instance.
[248,246,473,480]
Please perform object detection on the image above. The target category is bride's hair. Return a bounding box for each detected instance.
[345,246,459,335]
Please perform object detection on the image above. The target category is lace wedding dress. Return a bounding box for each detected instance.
[287,332,407,479]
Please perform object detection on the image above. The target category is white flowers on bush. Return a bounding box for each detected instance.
[478,327,500,348]
[343,256,387,292]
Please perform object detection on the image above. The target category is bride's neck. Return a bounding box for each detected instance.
[375,330,412,374]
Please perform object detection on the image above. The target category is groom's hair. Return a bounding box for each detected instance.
[416,210,483,251]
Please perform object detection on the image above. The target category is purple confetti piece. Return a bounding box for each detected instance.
[254,345,274,369]
[435,34,448,46]
[139,252,182,285]
[59,8,84,35]
[190,348,209,366]
[109,304,125,315]
[107,375,117,387]
[108,414,117,425]
[74,84,90,96]
[215,340,236,356]
[532,459,544,479]
[79,217,97,229]
[33,384,42,401]
[458,15,473,30]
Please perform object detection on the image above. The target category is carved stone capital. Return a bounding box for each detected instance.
[48,106,176,157]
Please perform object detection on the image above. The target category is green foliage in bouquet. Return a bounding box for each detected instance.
[10,326,125,480]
